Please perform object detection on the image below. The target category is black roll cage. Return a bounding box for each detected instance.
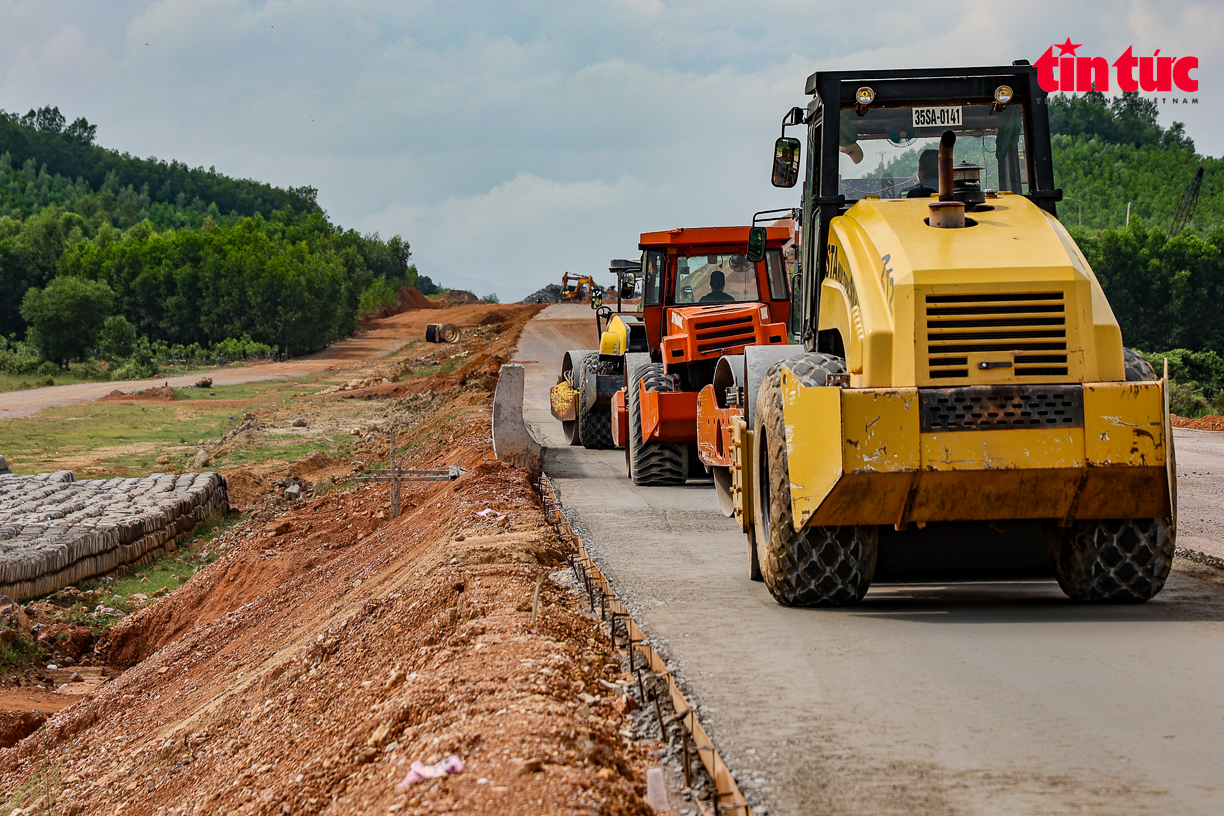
[795,63,1061,349]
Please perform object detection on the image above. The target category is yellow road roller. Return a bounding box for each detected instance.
[730,63,1175,605]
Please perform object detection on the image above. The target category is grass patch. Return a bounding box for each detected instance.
[0,368,106,394]
[0,761,63,815]
[0,634,42,676]
[0,402,239,478]
[171,376,319,402]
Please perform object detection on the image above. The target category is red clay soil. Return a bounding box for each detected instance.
[360,287,439,323]
[1172,414,1224,431]
[0,417,655,815]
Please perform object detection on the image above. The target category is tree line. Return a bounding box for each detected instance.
[0,107,316,220]
[0,107,420,382]
[5,208,417,365]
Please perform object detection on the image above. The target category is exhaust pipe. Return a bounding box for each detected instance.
[930,130,965,228]
[938,130,955,201]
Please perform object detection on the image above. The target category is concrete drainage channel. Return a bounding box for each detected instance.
[0,469,229,600]
[539,473,755,816]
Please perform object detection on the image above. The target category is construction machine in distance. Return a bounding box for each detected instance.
[726,62,1176,605]
[549,227,794,480]
[559,272,599,302]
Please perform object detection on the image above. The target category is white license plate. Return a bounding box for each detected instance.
[912,106,963,128]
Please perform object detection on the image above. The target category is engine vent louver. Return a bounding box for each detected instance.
[925,292,1068,379]
[919,385,1085,431]
[692,314,756,356]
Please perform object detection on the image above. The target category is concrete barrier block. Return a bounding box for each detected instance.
[492,364,543,477]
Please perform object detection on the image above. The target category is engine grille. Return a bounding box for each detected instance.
[693,314,756,356]
[925,292,1068,379]
[919,385,1084,432]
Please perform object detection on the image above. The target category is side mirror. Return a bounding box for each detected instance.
[619,273,636,300]
[746,227,767,263]
[772,137,801,188]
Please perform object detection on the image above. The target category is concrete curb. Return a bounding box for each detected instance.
[492,364,543,477]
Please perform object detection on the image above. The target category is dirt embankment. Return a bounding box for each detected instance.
[360,287,440,324]
[0,379,655,816]
[1172,414,1224,431]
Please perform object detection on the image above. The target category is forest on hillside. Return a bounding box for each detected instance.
[0,107,422,383]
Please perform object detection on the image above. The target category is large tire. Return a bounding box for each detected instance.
[627,363,686,486]
[1046,518,1174,602]
[1124,347,1158,382]
[753,353,877,606]
[578,354,615,450]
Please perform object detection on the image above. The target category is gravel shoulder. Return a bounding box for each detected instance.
[1173,427,1224,561]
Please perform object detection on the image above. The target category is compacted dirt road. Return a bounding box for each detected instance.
[0,305,499,421]
[515,303,1224,816]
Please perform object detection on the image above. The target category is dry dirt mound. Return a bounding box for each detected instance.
[1172,414,1224,431]
[210,411,265,457]
[446,289,480,304]
[0,710,45,749]
[361,287,440,323]
[479,309,513,327]
[398,286,437,310]
[101,385,179,402]
[523,283,563,304]
[3,454,654,816]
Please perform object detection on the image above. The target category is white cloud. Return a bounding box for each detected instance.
[1,0,1221,299]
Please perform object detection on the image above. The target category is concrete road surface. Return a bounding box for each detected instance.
[516,304,1224,816]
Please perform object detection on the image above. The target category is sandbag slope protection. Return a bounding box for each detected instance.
[0,470,229,600]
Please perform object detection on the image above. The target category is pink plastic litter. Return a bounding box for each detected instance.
[476,508,505,518]
[394,755,465,790]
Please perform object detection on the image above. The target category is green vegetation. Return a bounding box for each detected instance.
[0,106,420,382]
[416,274,442,296]
[1050,92,1216,232]
[1137,348,1224,417]
[0,374,367,476]
[0,632,42,675]
[1,106,314,222]
[1071,223,1224,357]
[20,276,115,365]
[0,760,62,815]
[1047,96,1224,415]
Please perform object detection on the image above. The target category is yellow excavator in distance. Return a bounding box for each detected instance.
[559,273,599,302]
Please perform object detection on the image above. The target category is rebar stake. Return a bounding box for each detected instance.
[682,718,692,789]
[389,424,400,519]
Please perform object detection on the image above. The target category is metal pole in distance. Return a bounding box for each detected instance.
[389,424,401,519]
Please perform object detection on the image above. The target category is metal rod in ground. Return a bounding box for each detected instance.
[530,572,544,632]
[652,690,666,739]
[682,716,692,789]
[389,424,400,519]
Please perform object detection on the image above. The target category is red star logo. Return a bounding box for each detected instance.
[1056,37,1083,56]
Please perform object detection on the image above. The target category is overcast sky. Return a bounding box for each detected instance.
[2,0,1221,300]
